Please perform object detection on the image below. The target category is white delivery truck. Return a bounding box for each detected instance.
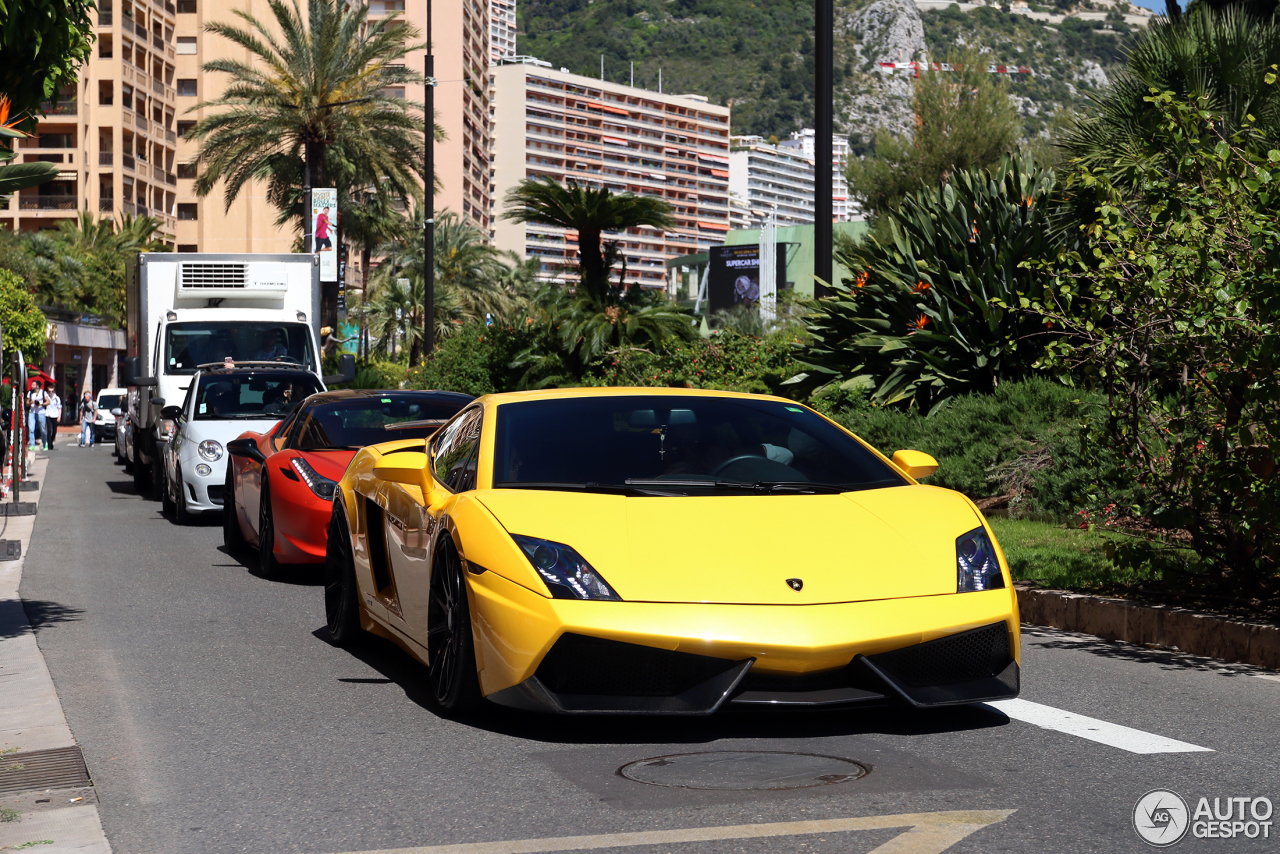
[120,252,351,496]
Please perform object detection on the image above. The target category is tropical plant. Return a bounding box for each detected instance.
[0,0,94,116]
[847,49,1020,220]
[187,0,429,228]
[0,96,57,204]
[790,153,1060,413]
[1032,87,1280,592]
[1061,8,1280,185]
[0,269,48,364]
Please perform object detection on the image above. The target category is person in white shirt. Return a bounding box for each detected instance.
[27,383,46,450]
[44,390,62,450]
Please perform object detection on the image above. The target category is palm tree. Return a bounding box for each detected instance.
[187,0,430,226]
[1062,8,1280,183]
[367,210,531,365]
[502,177,675,304]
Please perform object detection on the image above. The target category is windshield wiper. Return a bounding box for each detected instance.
[625,479,849,494]
[495,481,684,497]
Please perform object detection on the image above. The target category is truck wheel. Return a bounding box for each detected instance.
[151,452,165,501]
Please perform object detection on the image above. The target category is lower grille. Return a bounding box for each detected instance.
[869,622,1011,688]
[536,633,738,697]
[206,484,224,506]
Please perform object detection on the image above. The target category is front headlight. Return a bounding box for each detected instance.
[956,527,1005,592]
[290,457,337,500]
[197,440,224,462]
[511,535,621,600]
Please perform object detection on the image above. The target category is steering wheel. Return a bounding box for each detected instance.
[711,454,768,478]
[275,355,301,365]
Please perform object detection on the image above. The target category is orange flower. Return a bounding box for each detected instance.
[1024,195,1034,207]
[853,271,869,288]
[912,280,930,293]
[908,314,930,333]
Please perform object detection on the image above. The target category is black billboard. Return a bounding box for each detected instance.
[708,245,787,314]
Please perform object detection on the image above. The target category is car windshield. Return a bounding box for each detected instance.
[164,322,315,375]
[193,372,324,421]
[492,395,905,494]
[293,394,471,450]
[97,394,122,411]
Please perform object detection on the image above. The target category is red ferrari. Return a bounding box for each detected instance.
[223,389,473,576]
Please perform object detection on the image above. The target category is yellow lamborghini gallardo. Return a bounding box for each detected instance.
[323,388,1020,715]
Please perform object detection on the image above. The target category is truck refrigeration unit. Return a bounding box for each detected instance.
[120,252,349,497]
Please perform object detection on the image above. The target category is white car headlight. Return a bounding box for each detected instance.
[197,440,224,462]
[511,535,620,600]
[289,457,337,500]
[957,527,1005,592]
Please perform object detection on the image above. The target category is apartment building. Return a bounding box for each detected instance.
[727,136,816,229]
[491,0,517,61]
[780,128,855,221]
[490,60,732,290]
[2,0,179,241]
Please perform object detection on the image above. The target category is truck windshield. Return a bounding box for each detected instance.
[164,322,315,375]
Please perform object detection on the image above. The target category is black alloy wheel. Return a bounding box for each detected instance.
[427,537,482,713]
[173,463,193,525]
[324,496,361,646]
[258,476,281,578]
[223,468,249,553]
[160,457,176,516]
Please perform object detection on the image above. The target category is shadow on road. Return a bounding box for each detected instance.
[0,597,84,640]
[105,480,140,495]
[316,625,1011,745]
[1025,626,1273,677]
[214,545,324,586]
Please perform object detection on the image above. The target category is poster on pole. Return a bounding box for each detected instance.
[312,187,337,282]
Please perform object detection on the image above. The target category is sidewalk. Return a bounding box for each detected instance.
[0,449,112,853]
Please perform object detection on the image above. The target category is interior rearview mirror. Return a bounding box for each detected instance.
[891,450,939,480]
[373,451,428,487]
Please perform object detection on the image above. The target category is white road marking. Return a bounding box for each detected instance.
[985,698,1214,754]
[1251,673,1280,683]
[327,810,1016,854]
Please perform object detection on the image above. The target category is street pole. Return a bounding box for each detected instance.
[814,0,833,299]
[423,0,436,360]
[303,139,313,254]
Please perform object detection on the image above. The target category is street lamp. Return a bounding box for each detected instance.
[814,0,833,299]
[423,0,435,358]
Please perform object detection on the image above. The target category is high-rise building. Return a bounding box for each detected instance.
[490,60,731,290]
[490,0,517,62]
[728,135,815,229]
[2,0,179,242]
[780,128,855,221]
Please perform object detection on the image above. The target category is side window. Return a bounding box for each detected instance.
[430,406,483,492]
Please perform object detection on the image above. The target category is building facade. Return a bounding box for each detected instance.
[490,61,732,290]
[780,128,855,222]
[727,136,816,229]
[490,0,517,62]
[2,0,179,241]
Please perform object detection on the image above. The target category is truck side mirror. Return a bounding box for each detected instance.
[121,356,159,388]
[322,353,356,387]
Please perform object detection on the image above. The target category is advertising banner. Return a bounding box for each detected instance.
[312,187,337,282]
[708,245,786,315]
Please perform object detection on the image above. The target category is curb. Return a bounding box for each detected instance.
[1016,585,1280,671]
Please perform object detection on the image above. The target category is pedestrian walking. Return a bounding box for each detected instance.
[79,391,95,447]
[45,389,62,450]
[27,382,46,450]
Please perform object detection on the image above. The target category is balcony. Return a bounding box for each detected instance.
[135,114,147,129]
[99,198,114,212]
[19,197,78,211]
[165,172,176,185]
[152,79,163,94]
[165,130,176,143]
[152,34,163,49]
[153,165,164,181]
[123,154,135,170]
[99,152,113,166]
[121,16,133,32]
[39,99,78,115]
[98,11,112,24]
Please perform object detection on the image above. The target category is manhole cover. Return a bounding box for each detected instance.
[618,751,870,791]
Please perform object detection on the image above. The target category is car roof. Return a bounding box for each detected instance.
[481,387,796,407]
[299,388,475,407]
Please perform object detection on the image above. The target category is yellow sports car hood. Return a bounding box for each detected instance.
[475,486,982,605]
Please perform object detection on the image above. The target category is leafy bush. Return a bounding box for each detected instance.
[350,360,408,390]
[582,329,806,395]
[792,154,1062,413]
[0,269,47,364]
[407,321,562,396]
[831,378,1118,516]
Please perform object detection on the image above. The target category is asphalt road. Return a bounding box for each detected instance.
[19,446,1280,854]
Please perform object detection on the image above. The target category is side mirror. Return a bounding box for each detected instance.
[226,437,266,465]
[110,408,123,417]
[372,451,428,487]
[160,405,182,421]
[121,356,159,388]
[322,353,357,387]
[891,450,939,480]
[150,397,166,407]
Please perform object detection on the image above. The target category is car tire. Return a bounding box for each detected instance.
[132,446,148,490]
[160,461,176,516]
[223,468,249,554]
[258,476,281,578]
[324,497,361,646]
[427,536,482,714]
[151,451,165,501]
[173,464,194,526]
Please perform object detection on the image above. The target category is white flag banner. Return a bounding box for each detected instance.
[312,187,337,282]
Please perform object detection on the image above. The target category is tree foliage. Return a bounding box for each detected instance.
[1032,87,1280,591]
[0,269,48,366]
[847,50,1021,219]
[0,0,94,115]
[793,154,1060,412]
